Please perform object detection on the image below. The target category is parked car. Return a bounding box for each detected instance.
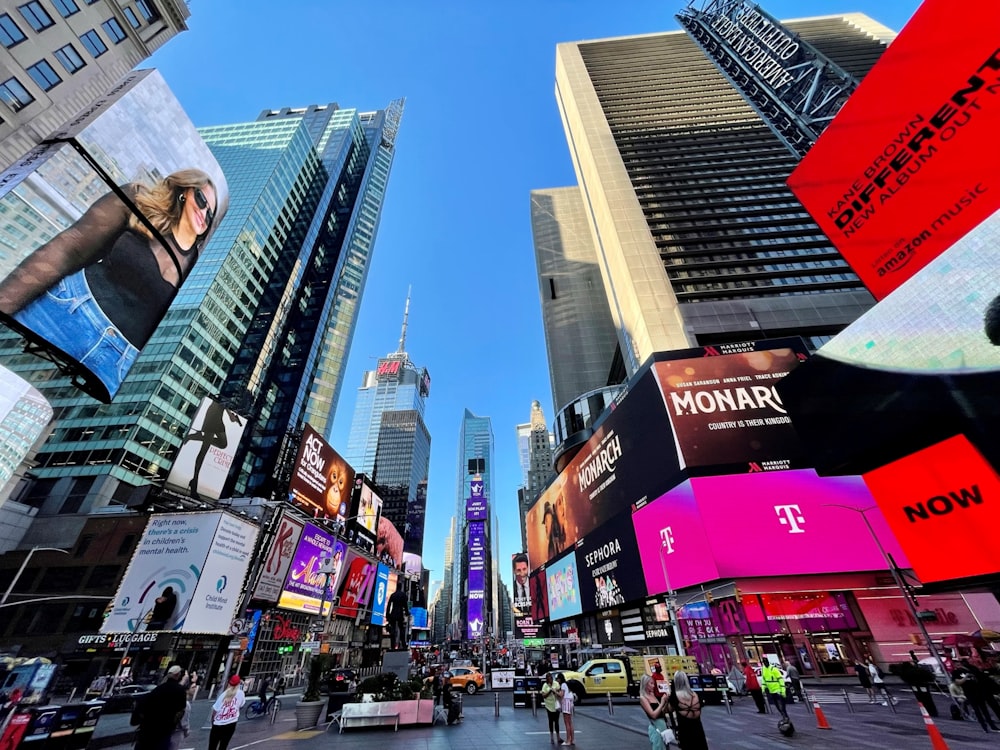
[322,668,358,694]
[101,684,155,713]
[449,667,485,695]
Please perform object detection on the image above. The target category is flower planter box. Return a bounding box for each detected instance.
[334,699,435,732]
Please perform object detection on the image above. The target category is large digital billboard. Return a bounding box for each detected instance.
[348,475,383,554]
[335,549,377,619]
[529,569,549,624]
[104,511,257,634]
[0,70,228,402]
[863,435,1000,584]
[288,425,355,522]
[545,551,582,622]
[576,510,645,613]
[633,470,907,593]
[512,552,538,640]
[467,520,486,639]
[787,0,1000,300]
[370,563,391,627]
[252,513,304,603]
[466,478,487,521]
[0,365,52,490]
[525,368,683,570]
[277,523,346,617]
[165,397,246,501]
[375,515,404,569]
[654,341,809,473]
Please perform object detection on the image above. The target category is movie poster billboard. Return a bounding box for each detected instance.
[0,70,228,403]
[277,523,346,617]
[104,511,256,634]
[288,424,355,523]
[0,365,52,490]
[512,552,537,639]
[786,0,1000,300]
[335,549,377,619]
[467,520,486,639]
[370,563,391,626]
[165,397,247,501]
[348,474,382,554]
[545,551,582,621]
[253,513,304,603]
[576,510,645,613]
[654,340,809,473]
[525,369,683,571]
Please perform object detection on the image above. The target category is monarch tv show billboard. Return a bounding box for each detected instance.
[287,424,355,523]
[0,70,228,403]
[103,511,257,634]
[165,397,247,501]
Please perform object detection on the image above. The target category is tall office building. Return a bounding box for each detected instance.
[431,516,455,644]
[515,400,554,553]
[0,0,189,169]
[344,296,431,553]
[534,16,893,429]
[0,99,403,544]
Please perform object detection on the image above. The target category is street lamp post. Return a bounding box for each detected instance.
[659,540,686,657]
[1,546,69,605]
[826,504,951,681]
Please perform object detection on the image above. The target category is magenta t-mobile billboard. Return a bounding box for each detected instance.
[634,469,909,593]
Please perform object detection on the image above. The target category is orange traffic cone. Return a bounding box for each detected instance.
[814,696,832,730]
[919,704,951,750]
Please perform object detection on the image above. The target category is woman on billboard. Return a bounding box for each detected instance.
[0,169,218,401]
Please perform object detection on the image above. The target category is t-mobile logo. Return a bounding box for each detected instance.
[774,504,806,534]
[659,527,675,554]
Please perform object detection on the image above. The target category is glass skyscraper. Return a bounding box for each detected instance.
[0,100,403,525]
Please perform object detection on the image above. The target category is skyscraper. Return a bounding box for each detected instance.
[0,99,403,541]
[343,294,430,553]
[431,516,455,644]
[516,400,554,553]
[534,16,893,424]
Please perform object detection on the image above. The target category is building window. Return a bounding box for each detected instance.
[17,1,54,32]
[51,0,79,18]
[26,59,61,91]
[54,43,85,73]
[135,0,159,22]
[0,77,34,112]
[123,7,140,28]
[0,14,26,47]
[101,18,126,43]
[79,29,107,57]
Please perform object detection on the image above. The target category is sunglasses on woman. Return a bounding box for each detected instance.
[193,187,215,228]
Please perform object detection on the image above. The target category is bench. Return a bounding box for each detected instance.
[335,702,400,733]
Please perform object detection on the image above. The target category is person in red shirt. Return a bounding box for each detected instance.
[742,661,766,714]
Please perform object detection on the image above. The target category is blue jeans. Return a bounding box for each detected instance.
[14,270,138,400]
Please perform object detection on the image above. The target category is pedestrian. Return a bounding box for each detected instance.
[166,698,190,750]
[782,660,803,703]
[952,661,999,732]
[209,675,246,750]
[669,671,709,750]
[742,662,766,714]
[761,662,788,720]
[854,660,876,703]
[134,665,187,750]
[639,674,672,750]
[541,672,563,745]
[556,673,575,745]
[186,671,199,701]
[867,659,896,706]
[961,657,1000,725]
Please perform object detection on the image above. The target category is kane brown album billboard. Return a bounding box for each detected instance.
[786,0,1000,300]
[288,424,355,524]
[0,70,228,403]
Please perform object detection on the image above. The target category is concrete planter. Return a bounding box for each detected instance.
[294,700,325,729]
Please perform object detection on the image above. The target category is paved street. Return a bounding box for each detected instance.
[90,684,1000,750]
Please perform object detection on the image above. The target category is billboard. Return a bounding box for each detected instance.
[277,523,346,616]
[633,470,907,593]
[375,515,404,569]
[404,479,427,555]
[545,551,582,622]
[103,511,257,634]
[863,434,1000,583]
[466,478,487,521]
[0,365,52,489]
[467,520,486,639]
[252,513,304,603]
[370,563,391,626]
[786,0,1000,299]
[654,341,809,473]
[512,552,537,640]
[0,70,228,402]
[525,368,683,570]
[335,549,377,619]
[165,397,247,501]
[529,569,549,623]
[287,424,355,522]
[348,475,383,554]
[576,510,645,613]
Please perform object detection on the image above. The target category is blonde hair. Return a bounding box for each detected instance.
[129,168,215,242]
[672,670,695,701]
[220,683,240,703]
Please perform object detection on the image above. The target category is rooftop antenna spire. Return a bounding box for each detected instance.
[397,285,411,354]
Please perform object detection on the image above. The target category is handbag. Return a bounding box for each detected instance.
[659,726,677,746]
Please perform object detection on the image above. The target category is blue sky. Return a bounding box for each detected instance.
[148,0,920,593]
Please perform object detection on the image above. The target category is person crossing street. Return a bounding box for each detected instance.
[761,662,789,720]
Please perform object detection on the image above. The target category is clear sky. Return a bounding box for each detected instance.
[147,0,920,595]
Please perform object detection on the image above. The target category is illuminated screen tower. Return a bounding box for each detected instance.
[534,10,894,428]
[343,295,431,554]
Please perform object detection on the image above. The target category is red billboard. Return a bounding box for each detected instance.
[287,424,355,522]
[787,0,1000,300]
[863,434,1000,584]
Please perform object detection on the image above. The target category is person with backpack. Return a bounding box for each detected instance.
[867,659,897,706]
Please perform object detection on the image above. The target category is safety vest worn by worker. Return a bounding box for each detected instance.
[761,665,786,696]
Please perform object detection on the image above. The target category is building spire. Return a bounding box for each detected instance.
[397,285,411,354]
